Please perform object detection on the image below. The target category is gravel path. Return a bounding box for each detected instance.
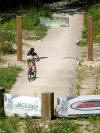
[10,13,83,107]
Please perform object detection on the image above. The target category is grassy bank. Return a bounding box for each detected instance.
[76,3,100,133]
[77,3,100,47]
[0,66,22,92]
[0,58,3,63]
[0,115,21,133]
[1,114,100,133]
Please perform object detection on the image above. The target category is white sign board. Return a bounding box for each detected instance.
[57,95,100,117]
[40,17,69,27]
[4,94,41,117]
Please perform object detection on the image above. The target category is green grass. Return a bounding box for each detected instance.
[0,7,52,54]
[0,7,52,38]
[77,40,87,47]
[78,3,100,47]
[22,8,52,40]
[84,4,100,43]
[48,120,80,133]
[23,117,81,133]
[0,66,22,92]
[1,114,100,133]
[0,58,3,63]
[23,115,100,133]
[0,115,21,133]
[0,116,79,133]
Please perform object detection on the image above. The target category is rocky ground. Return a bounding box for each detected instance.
[77,43,100,96]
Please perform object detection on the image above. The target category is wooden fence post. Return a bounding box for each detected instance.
[0,87,5,110]
[88,16,93,61]
[42,92,54,120]
[17,16,22,61]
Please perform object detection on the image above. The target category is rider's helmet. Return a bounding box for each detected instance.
[31,48,34,52]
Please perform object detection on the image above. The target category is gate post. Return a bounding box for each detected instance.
[42,92,54,120]
[17,16,22,61]
[0,87,5,110]
[88,16,93,61]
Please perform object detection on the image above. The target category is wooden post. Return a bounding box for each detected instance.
[88,16,93,61]
[42,92,54,120]
[17,16,22,61]
[0,87,5,110]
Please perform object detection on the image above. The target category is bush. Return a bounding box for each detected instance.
[0,18,16,54]
[77,40,87,47]
[0,30,16,54]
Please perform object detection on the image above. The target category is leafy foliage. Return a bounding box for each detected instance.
[0,18,16,54]
[0,31,16,54]
[77,40,87,47]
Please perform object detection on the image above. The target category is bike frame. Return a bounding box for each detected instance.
[29,64,34,74]
[27,62,36,81]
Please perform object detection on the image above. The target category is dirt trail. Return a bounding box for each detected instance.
[8,13,84,107]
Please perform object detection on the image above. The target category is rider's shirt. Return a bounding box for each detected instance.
[27,50,37,57]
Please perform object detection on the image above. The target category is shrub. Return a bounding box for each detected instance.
[77,40,87,47]
[0,18,16,54]
[0,30,16,54]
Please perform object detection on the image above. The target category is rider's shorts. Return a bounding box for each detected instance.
[27,56,35,66]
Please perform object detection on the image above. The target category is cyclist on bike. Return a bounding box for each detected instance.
[27,48,40,71]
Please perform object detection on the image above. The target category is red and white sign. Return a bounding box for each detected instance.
[57,95,100,117]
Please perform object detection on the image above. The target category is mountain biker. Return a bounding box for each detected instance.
[27,48,40,71]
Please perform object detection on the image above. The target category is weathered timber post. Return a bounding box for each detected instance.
[42,92,54,120]
[88,16,93,61]
[0,87,5,110]
[17,16,22,61]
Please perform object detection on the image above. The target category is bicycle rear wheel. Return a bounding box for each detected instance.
[32,70,36,80]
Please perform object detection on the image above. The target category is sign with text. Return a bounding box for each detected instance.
[40,17,69,27]
[57,95,100,117]
[4,94,41,117]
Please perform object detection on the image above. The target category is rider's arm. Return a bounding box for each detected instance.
[33,52,40,61]
[36,55,40,61]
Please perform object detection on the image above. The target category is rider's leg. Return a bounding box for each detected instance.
[27,56,32,68]
[27,60,29,68]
